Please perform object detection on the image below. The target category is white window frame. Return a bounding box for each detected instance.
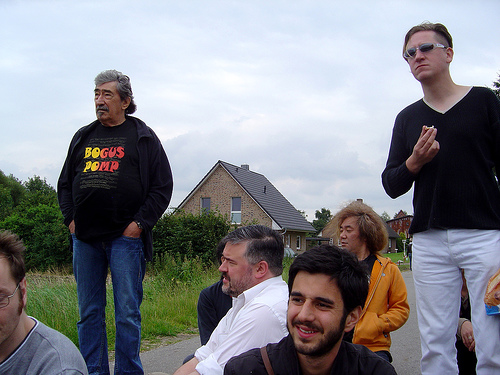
[231,197,242,224]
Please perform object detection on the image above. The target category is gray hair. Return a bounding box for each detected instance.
[94,69,137,114]
[220,225,284,276]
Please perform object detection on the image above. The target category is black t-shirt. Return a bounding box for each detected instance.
[72,119,143,242]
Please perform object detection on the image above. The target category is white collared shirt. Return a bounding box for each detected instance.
[195,275,289,375]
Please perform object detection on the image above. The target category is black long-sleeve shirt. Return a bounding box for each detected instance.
[382,87,500,234]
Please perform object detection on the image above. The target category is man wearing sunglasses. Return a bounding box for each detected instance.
[382,22,500,375]
[0,230,88,374]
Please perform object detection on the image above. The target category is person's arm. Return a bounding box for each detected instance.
[132,129,173,233]
[195,303,287,375]
[459,319,475,352]
[382,111,439,199]
[173,357,199,375]
[405,126,439,175]
[381,118,417,199]
[378,265,410,333]
[57,132,80,228]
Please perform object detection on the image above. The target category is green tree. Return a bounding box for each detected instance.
[493,73,500,99]
[380,211,391,222]
[0,170,25,220]
[22,175,58,207]
[312,208,332,234]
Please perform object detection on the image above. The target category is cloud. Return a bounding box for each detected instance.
[0,0,498,221]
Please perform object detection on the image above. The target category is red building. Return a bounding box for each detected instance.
[386,210,413,238]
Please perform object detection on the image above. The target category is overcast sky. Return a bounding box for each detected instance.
[1,0,499,221]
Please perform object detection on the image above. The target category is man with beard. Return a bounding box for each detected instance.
[0,230,88,374]
[224,245,396,375]
[173,225,289,375]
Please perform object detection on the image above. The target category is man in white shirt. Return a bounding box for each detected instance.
[0,230,88,375]
[173,225,289,375]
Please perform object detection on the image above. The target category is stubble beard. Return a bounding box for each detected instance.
[290,314,346,357]
[221,269,254,297]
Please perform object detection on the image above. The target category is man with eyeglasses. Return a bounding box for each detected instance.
[382,22,500,374]
[0,230,88,374]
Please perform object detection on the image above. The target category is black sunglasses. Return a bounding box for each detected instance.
[404,43,447,59]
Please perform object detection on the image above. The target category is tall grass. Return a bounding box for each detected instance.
[26,255,221,352]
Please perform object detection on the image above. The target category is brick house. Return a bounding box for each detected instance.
[177,160,315,253]
[386,210,413,238]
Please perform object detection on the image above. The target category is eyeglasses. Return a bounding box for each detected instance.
[0,284,20,309]
[404,43,447,59]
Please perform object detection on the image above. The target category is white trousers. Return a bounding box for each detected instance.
[413,229,500,375]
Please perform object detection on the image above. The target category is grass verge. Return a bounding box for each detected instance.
[26,255,221,354]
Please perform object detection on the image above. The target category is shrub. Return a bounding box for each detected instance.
[0,204,71,270]
[153,210,231,265]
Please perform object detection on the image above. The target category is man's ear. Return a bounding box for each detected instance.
[254,261,269,279]
[19,277,28,307]
[344,306,362,333]
[121,96,131,110]
[445,47,454,64]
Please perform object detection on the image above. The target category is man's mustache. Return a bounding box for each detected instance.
[96,105,109,112]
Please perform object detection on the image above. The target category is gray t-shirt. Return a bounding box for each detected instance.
[0,318,88,375]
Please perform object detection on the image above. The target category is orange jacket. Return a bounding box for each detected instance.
[352,255,410,353]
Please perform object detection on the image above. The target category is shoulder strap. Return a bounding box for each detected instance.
[260,346,275,375]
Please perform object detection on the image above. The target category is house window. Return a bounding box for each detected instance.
[286,234,291,247]
[201,197,210,214]
[296,235,301,250]
[231,197,241,224]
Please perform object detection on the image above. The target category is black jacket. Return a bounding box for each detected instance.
[224,335,397,375]
[57,116,173,260]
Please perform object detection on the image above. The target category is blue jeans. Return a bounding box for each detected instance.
[73,234,146,375]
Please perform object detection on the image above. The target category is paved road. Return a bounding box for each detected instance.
[391,270,421,374]
[122,270,422,375]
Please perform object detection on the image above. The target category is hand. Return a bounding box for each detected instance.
[68,220,75,234]
[406,126,440,174]
[123,221,143,238]
[460,320,475,352]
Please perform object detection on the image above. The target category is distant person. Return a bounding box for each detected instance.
[173,225,289,375]
[197,242,232,346]
[224,244,397,375]
[58,69,173,374]
[457,271,477,375]
[381,21,500,374]
[407,241,412,270]
[331,200,409,362]
[0,230,88,375]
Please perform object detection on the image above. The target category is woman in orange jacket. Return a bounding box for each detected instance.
[332,200,410,362]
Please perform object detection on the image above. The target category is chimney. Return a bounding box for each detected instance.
[241,164,249,171]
